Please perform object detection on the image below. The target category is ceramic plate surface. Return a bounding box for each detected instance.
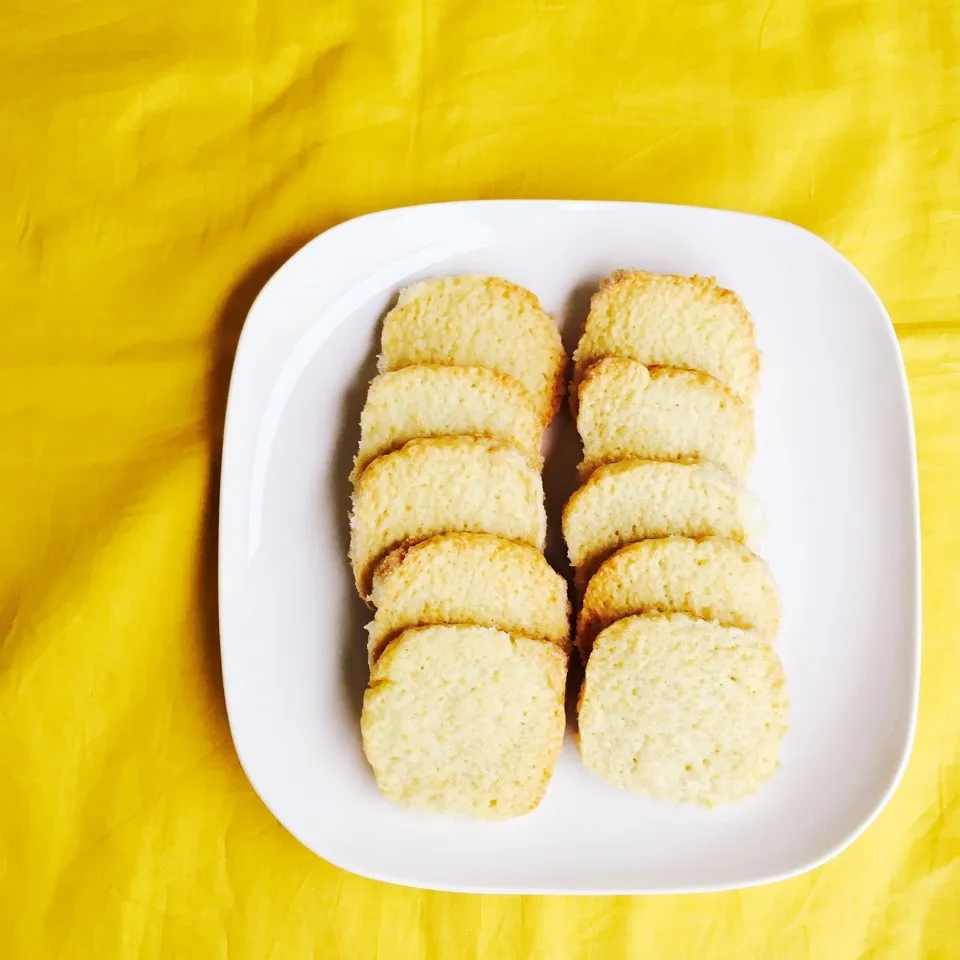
[219,200,920,893]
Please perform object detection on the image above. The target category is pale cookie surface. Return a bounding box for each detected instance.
[379,275,567,421]
[361,624,568,819]
[576,358,755,481]
[572,270,760,404]
[577,536,780,658]
[562,459,762,584]
[578,614,789,805]
[367,533,570,663]
[353,365,544,479]
[349,437,546,598]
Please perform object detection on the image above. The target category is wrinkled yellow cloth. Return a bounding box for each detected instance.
[2,1,958,957]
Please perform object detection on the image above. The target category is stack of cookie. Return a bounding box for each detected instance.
[564,271,789,806]
[350,276,571,819]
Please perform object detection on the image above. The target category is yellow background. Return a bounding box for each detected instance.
[2,0,958,956]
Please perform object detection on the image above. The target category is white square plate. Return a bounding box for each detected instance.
[219,200,920,894]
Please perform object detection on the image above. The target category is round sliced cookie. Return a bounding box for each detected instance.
[562,459,762,587]
[352,365,545,479]
[367,533,570,664]
[361,624,568,819]
[379,275,566,422]
[349,437,546,599]
[576,357,755,482]
[578,614,789,806]
[576,537,780,659]
[572,270,760,406]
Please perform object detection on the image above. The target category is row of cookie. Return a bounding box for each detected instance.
[563,271,790,806]
[349,277,572,819]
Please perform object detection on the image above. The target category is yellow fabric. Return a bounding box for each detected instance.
[2,0,958,955]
